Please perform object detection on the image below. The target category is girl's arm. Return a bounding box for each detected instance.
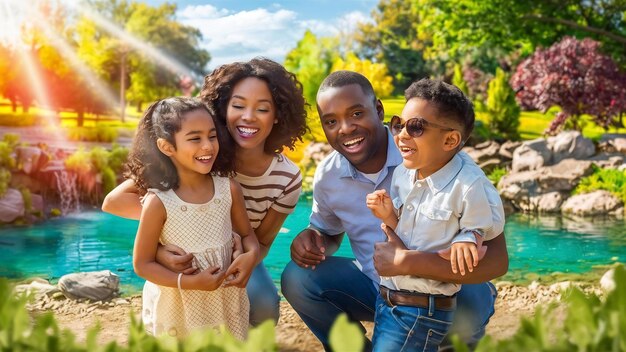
[102,179,142,220]
[225,179,260,287]
[133,193,225,290]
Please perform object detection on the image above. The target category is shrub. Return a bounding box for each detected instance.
[574,166,626,203]
[487,166,507,185]
[485,68,520,140]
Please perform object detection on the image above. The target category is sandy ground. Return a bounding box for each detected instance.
[26,281,595,351]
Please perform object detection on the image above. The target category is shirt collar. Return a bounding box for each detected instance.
[340,127,402,179]
[421,153,463,194]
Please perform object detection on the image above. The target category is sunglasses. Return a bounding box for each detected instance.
[388,115,455,138]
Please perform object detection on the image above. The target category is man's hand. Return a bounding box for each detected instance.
[156,244,197,275]
[224,251,256,288]
[373,223,408,277]
[290,228,327,269]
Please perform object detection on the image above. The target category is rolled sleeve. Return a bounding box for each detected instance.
[461,179,505,241]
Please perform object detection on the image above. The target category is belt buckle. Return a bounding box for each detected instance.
[382,287,393,307]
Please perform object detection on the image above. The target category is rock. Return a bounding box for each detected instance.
[587,152,625,169]
[600,268,615,292]
[0,188,25,223]
[479,158,506,174]
[15,146,43,175]
[511,139,552,172]
[14,279,59,297]
[598,134,626,154]
[532,192,564,213]
[499,141,522,160]
[464,141,501,164]
[549,281,573,292]
[537,159,594,192]
[528,281,540,291]
[547,131,595,164]
[58,270,120,301]
[561,190,623,216]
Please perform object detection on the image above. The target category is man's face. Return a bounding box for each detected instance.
[316,84,387,173]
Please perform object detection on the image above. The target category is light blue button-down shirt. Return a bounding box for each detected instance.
[381,152,505,296]
[309,130,403,283]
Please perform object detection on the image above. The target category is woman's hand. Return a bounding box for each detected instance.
[223,251,256,288]
[184,266,225,291]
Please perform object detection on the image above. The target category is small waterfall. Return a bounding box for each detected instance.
[54,171,80,214]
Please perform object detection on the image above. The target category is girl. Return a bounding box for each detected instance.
[127,97,259,339]
[102,58,308,326]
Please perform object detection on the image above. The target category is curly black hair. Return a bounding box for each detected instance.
[200,57,309,154]
[404,79,475,142]
[124,97,235,193]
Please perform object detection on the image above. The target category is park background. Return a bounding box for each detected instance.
[0,0,626,351]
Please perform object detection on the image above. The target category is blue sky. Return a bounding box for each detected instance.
[144,0,378,68]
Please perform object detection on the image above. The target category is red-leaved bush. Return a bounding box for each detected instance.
[510,36,626,134]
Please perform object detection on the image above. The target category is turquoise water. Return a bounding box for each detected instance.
[1,200,625,293]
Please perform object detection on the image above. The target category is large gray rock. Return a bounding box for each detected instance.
[499,141,522,160]
[532,192,565,213]
[537,159,594,192]
[511,139,552,172]
[464,141,501,164]
[58,270,120,301]
[587,152,625,169]
[0,188,24,223]
[598,134,626,154]
[15,146,43,175]
[561,190,623,216]
[547,131,596,164]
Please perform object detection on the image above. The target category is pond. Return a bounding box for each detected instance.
[1,199,625,293]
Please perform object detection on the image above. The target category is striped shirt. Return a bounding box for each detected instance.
[235,154,302,229]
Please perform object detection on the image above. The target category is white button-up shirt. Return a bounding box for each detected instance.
[381,153,505,296]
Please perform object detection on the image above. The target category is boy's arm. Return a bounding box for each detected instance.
[366,189,398,229]
[101,179,142,220]
[375,225,508,284]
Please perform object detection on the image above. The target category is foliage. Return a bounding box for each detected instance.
[487,167,508,186]
[511,37,626,135]
[452,64,469,96]
[574,166,626,203]
[453,264,626,351]
[462,63,493,104]
[67,125,119,143]
[19,187,33,213]
[0,134,18,197]
[485,68,520,140]
[64,146,129,204]
[331,52,394,98]
[329,314,364,351]
[284,30,339,107]
[355,0,430,91]
[415,0,626,69]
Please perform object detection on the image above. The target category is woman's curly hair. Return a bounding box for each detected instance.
[124,97,236,193]
[200,57,309,154]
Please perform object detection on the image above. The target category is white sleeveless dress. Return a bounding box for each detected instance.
[141,176,249,339]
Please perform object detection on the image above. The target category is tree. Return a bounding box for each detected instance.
[331,52,394,98]
[284,30,338,107]
[452,64,469,96]
[355,0,430,91]
[485,68,520,140]
[416,0,626,69]
[75,0,210,121]
[510,37,626,134]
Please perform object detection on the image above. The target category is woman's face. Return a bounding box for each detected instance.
[226,77,276,153]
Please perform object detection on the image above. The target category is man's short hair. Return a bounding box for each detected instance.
[317,70,377,106]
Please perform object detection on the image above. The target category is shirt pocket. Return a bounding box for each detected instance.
[415,204,452,247]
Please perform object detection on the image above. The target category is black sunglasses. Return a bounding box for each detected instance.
[388,115,455,138]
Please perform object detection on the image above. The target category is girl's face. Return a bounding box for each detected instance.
[168,109,219,175]
[226,77,276,152]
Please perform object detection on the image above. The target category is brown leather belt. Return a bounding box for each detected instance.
[380,285,456,310]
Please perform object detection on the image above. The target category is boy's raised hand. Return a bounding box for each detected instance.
[366,190,394,221]
[290,228,326,269]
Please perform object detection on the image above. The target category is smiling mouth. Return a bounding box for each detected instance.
[237,126,259,137]
[195,155,213,162]
[399,146,416,156]
[342,137,364,150]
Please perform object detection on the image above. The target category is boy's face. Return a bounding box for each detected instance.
[395,98,460,178]
[316,84,388,173]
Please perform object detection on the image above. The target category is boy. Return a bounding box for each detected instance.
[366,78,505,351]
[282,71,508,351]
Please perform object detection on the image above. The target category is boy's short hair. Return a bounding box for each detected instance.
[317,70,377,106]
[404,79,475,142]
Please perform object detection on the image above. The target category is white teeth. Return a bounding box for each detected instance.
[238,127,259,135]
[196,155,212,160]
[343,137,364,147]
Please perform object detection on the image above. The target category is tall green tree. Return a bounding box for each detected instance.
[284,30,338,107]
[416,0,626,69]
[331,52,394,98]
[485,68,520,140]
[75,0,210,121]
[355,0,430,92]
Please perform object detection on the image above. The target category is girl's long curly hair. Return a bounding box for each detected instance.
[200,57,309,154]
[124,97,235,193]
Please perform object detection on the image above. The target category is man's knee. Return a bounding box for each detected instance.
[281,261,307,301]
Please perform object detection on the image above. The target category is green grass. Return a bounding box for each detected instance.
[381,96,404,122]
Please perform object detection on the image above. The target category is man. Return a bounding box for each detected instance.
[281,71,508,350]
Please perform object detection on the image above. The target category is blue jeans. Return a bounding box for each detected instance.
[281,257,497,349]
[247,262,280,326]
[372,294,454,352]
